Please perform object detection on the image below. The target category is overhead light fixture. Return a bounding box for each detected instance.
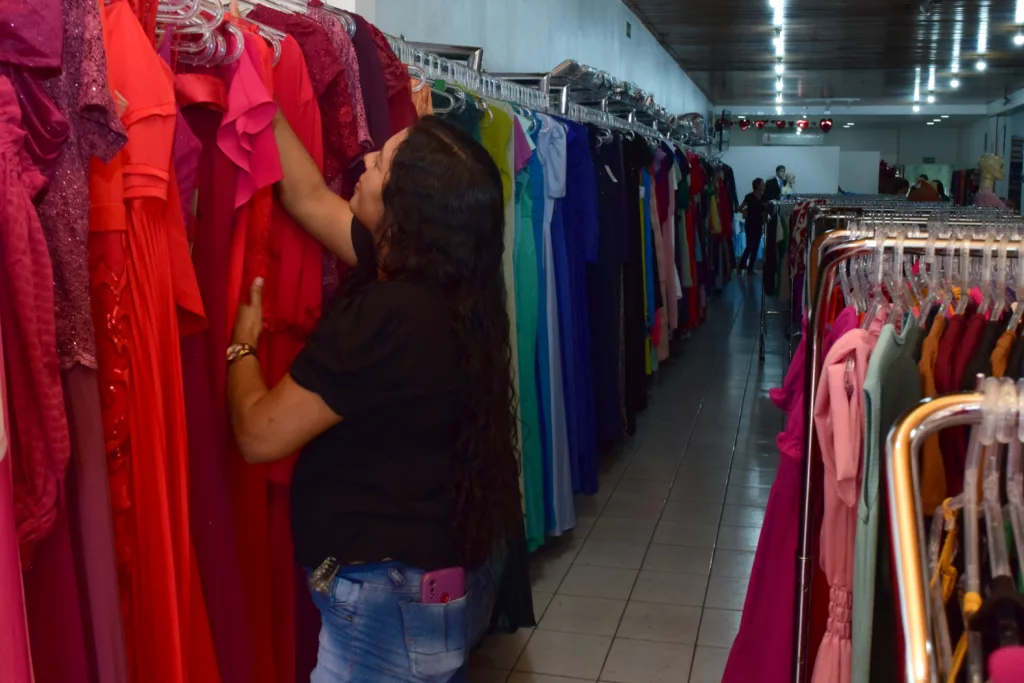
[1017,0,1024,23]
[1015,32,1024,46]
[775,29,785,57]
[913,104,921,112]
[773,0,784,27]
[847,122,855,127]
[927,121,935,126]
[927,94,936,103]
[941,115,950,118]
[933,118,942,122]
[928,65,936,91]
[776,105,783,114]
[951,78,961,88]
[776,93,783,103]
[976,59,987,71]
[775,62,785,75]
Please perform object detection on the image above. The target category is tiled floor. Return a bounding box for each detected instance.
[470,275,790,683]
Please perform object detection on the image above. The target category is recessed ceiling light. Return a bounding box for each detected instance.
[951,78,961,88]
[941,115,949,118]
[913,104,921,112]
[775,63,785,75]
[976,60,987,71]
[927,121,935,125]
[933,118,941,122]
[1015,33,1024,46]
[927,94,936,103]
[847,123,855,126]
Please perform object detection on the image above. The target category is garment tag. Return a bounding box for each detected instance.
[114,90,129,118]
[605,165,618,183]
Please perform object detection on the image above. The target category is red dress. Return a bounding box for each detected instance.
[89,4,220,681]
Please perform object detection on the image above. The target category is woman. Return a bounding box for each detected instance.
[227,114,522,682]
[738,178,766,273]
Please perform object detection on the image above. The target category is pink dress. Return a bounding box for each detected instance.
[810,316,883,683]
[723,307,858,683]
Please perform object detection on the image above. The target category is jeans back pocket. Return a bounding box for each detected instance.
[399,595,468,680]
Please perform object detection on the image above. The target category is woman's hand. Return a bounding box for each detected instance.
[233,277,264,348]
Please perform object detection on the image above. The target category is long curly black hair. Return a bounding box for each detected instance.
[373,115,521,568]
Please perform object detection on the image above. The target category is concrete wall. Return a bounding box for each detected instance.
[327,0,711,116]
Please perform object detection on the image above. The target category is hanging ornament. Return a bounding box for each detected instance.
[776,120,786,130]
[738,119,750,130]
[755,120,766,129]
[819,118,833,133]
[796,119,810,130]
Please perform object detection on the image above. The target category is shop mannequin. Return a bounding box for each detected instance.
[974,153,1007,207]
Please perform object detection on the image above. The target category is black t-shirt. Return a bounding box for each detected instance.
[289,224,460,570]
[743,192,767,231]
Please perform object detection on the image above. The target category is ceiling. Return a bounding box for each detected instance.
[624,0,1024,107]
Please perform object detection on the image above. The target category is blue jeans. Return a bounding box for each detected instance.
[308,562,494,682]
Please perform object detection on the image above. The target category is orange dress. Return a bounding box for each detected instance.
[88,3,221,681]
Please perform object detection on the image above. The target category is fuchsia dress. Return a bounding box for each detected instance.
[724,307,858,683]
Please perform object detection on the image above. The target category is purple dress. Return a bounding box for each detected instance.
[723,306,858,683]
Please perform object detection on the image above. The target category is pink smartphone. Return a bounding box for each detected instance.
[421,567,465,604]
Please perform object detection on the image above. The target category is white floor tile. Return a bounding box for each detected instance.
[530,560,572,593]
[642,544,714,576]
[558,565,639,600]
[630,570,707,607]
[651,521,718,548]
[715,525,761,552]
[533,591,554,620]
[696,608,742,648]
[614,478,673,499]
[471,630,533,671]
[703,576,749,611]
[660,501,722,527]
[688,646,730,683]
[575,539,650,570]
[538,595,627,637]
[710,549,755,579]
[718,505,765,528]
[602,494,667,520]
[468,668,510,683]
[616,601,702,644]
[599,638,695,683]
[516,630,612,679]
[507,673,594,683]
[588,515,658,544]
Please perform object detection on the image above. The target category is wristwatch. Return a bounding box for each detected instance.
[227,342,257,366]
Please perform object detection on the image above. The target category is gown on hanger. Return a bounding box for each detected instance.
[89,4,220,681]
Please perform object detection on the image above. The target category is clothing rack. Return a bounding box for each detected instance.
[384,36,688,144]
[886,391,984,683]
[794,222,1024,683]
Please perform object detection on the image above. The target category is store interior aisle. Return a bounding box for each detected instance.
[470,276,789,683]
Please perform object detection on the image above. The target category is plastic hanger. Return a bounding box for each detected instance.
[1009,379,1024,583]
[918,232,940,328]
[955,233,972,316]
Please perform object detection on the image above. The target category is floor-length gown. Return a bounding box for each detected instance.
[89,4,221,681]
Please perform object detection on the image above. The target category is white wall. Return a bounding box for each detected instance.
[722,146,842,196]
[839,151,882,193]
[728,125,966,167]
[339,0,710,116]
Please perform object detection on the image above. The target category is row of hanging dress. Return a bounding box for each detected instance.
[0,0,426,681]
[434,103,719,550]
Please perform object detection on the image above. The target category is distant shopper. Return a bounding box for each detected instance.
[738,178,766,273]
[764,165,786,202]
[933,180,950,201]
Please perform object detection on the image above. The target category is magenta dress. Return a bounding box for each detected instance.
[723,307,858,683]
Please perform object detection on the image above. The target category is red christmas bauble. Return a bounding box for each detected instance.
[796,119,809,130]
[819,118,833,133]
[755,120,766,129]
[776,120,786,129]
[739,119,750,130]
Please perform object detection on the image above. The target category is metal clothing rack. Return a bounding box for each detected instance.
[886,392,985,683]
[793,217,1024,683]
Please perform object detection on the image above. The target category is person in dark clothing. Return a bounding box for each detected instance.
[738,178,767,273]
[764,164,785,201]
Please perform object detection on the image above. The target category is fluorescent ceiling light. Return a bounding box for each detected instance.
[927,121,935,125]
[941,115,950,118]
[928,65,936,91]
[976,59,987,71]
[1017,0,1024,23]
[927,94,936,103]
[1015,33,1024,46]
[775,62,785,75]
[951,78,961,88]
[913,104,921,112]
